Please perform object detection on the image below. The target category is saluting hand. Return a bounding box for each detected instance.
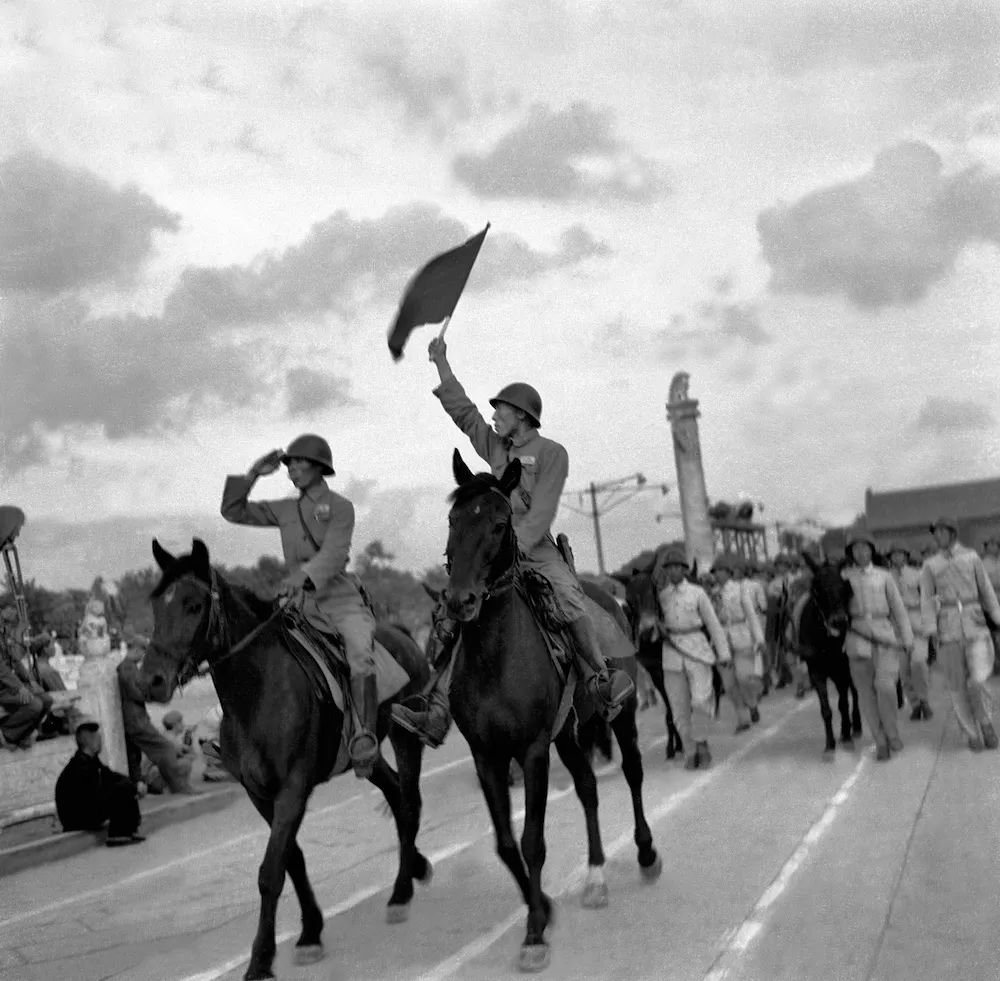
[249,449,283,479]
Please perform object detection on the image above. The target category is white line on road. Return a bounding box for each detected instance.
[0,752,473,931]
[702,752,867,981]
[173,736,669,981]
[416,701,812,981]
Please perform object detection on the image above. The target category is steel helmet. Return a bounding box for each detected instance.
[489,383,542,427]
[846,526,877,551]
[711,554,734,574]
[281,434,334,476]
[659,547,689,569]
[929,515,958,535]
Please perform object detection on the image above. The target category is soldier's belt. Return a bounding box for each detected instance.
[664,625,704,634]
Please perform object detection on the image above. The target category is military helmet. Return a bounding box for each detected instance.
[489,383,542,427]
[659,547,689,570]
[887,541,910,558]
[281,434,334,476]
[846,526,877,551]
[929,515,958,535]
[773,552,791,568]
[711,554,734,574]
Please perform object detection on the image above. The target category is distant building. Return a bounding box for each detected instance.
[864,477,1000,555]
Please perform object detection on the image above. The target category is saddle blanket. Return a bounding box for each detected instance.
[286,625,410,776]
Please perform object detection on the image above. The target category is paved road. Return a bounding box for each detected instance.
[2,671,998,981]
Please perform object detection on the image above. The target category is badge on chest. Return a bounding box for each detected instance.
[314,502,331,521]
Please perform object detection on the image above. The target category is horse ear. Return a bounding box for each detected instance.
[191,538,211,579]
[452,449,475,486]
[498,458,522,496]
[152,539,176,570]
[422,582,441,602]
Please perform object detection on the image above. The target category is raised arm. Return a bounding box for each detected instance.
[220,450,284,527]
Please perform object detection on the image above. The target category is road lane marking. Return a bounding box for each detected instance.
[0,752,473,931]
[702,752,867,981]
[416,701,813,981]
[173,734,671,981]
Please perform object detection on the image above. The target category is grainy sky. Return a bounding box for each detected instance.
[2,0,999,588]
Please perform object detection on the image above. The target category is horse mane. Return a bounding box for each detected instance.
[448,470,506,507]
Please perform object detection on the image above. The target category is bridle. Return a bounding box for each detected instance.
[445,486,520,605]
[148,568,283,689]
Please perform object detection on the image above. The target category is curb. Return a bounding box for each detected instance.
[0,784,243,878]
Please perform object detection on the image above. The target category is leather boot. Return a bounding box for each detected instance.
[566,616,634,722]
[391,636,456,748]
[981,721,998,750]
[695,740,712,768]
[349,673,379,779]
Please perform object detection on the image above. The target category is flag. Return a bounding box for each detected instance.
[387,223,490,361]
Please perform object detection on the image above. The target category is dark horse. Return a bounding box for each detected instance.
[141,539,432,981]
[444,451,662,972]
[619,567,684,760]
[798,553,862,758]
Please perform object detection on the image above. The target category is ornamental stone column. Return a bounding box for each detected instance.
[666,372,715,573]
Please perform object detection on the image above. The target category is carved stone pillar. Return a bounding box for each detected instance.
[666,372,715,573]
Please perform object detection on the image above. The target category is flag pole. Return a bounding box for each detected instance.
[437,316,452,341]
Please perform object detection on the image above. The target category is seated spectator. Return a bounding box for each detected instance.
[140,710,197,794]
[117,643,196,795]
[197,704,235,782]
[54,716,145,847]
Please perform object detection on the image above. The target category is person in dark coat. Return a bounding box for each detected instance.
[54,716,145,847]
[0,610,50,749]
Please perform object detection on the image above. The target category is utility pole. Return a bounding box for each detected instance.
[561,473,670,576]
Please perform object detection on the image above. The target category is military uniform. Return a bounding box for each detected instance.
[843,555,913,756]
[715,573,764,722]
[981,540,1000,670]
[888,550,934,715]
[921,535,1000,746]
[0,620,50,748]
[658,573,731,763]
[434,376,584,619]
[221,474,377,679]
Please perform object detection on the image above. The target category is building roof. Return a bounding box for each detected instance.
[866,477,1000,532]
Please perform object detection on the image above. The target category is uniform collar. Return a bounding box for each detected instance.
[300,479,329,502]
[507,428,537,449]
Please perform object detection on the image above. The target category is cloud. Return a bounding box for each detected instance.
[757,142,1000,308]
[452,101,668,201]
[0,157,608,472]
[285,367,358,417]
[0,151,180,294]
[915,397,995,434]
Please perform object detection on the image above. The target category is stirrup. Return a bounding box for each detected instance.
[349,730,378,776]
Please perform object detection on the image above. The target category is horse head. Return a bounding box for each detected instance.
[445,449,522,622]
[143,537,218,702]
[624,568,661,643]
[803,551,851,636]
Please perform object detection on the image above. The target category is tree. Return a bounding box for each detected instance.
[355,540,395,576]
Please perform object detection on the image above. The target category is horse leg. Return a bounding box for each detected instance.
[553,722,607,908]
[649,659,681,759]
[835,671,855,748]
[245,783,313,981]
[519,738,556,971]
[849,676,863,736]
[809,664,836,758]
[611,704,662,881]
[368,748,423,922]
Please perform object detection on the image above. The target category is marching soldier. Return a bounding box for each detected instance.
[766,553,795,688]
[980,536,1000,671]
[921,517,1000,751]
[712,555,764,731]
[740,558,770,694]
[391,337,634,747]
[656,548,731,769]
[887,543,934,720]
[844,528,913,761]
[221,434,380,778]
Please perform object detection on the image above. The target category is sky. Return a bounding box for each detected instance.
[2,0,1000,589]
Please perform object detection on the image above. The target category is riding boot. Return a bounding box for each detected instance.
[566,616,634,722]
[391,636,456,748]
[349,673,379,780]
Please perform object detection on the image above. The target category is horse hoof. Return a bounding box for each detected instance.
[385,903,410,924]
[518,943,551,972]
[293,944,324,965]
[581,881,609,909]
[639,853,663,882]
[822,748,835,763]
[418,860,434,886]
[841,739,856,751]
[244,969,275,981]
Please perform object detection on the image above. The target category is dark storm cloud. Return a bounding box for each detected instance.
[285,367,358,417]
[915,397,995,434]
[757,142,1000,309]
[452,102,668,201]
[0,151,180,294]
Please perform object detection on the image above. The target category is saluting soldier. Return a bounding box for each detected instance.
[391,337,634,748]
[921,517,1000,751]
[887,543,934,720]
[712,555,764,731]
[655,548,731,770]
[221,434,380,778]
[843,528,913,761]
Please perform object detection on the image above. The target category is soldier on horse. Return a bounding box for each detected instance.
[391,336,634,746]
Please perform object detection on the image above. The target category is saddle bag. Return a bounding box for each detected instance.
[519,568,575,631]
